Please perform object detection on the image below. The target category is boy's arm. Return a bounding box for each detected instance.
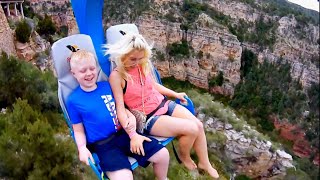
[73,123,94,165]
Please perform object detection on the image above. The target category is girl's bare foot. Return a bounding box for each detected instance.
[180,156,197,170]
[198,163,219,179]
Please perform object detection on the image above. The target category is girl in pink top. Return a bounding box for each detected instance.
[106,32,219,179]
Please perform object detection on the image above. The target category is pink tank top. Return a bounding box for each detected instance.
[123,67,169,116]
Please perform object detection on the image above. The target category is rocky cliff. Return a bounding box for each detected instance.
[109,0,319,96]
[3,0,318,94]
[199,107,294,179]
[0,7,16,56]
[0,1,77,70]
[0,0,318,177]
[49,9,78,36]
[137,15,242,95]
[206,0,319,88]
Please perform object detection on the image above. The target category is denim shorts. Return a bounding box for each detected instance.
[144,100,177,135]
[93,129,164,172]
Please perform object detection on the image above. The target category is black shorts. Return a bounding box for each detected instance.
[93,130,164,172]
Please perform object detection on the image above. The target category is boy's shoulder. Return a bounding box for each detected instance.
[67,81,112,103]
[67,85,84,103]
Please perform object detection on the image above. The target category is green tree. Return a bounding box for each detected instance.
[23,1,36,18]
[284,167,311,180]
[307,83,319,116]
[0,52,28,107]
[240,49,258,79]
[209,71,224,87]
[15,20,31,43]
[231,50,308,132]
[181,0,204,23]
[0,100,80,179]
[37,14,56,41]
[58,25,68,37]
[103,0,151,22]
[295,158,319,179]
[0,53,59,112]
[235,174,252,180]
[167,40,191,58]
[197,50,203,59]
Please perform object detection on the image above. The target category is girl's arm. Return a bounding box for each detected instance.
[109,71,135,135]
[109,71,151,156]
[153,81,187,103]
[153,82,178,97]
[125,108,136,133]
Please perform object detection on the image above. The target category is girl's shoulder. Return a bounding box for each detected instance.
[110,68,121,77]
[109,69,126,84]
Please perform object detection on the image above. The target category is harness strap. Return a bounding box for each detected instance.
[172,141,182,164]
[146,98,167,120]
[89,129,124,150]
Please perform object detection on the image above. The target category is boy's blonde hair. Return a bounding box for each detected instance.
[69,49,97,70]
[104,32,153,80]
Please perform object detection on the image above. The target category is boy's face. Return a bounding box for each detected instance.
[71,58,98,92]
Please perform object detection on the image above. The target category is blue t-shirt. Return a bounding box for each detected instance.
[66,81,121,144]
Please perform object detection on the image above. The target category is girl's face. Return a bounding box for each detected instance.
[122,49,145,69]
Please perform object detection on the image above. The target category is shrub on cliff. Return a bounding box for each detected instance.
[167,40,191,58]
[0,99,80,179]
[15,20,31,43]
[230,49,310,132]
[0,53,59,112]
[209,71,224,87]
[37,14,56,43]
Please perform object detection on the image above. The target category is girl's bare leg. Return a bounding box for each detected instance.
[148,148,170,180]
[150,115,199,170]
[171,105,219,178]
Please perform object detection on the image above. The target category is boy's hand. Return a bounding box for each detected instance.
[130,134,151,156]
[78,146,94,165]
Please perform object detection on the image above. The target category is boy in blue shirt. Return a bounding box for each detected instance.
[66,50,169,180]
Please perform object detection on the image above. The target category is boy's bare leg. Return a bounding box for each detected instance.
[106,169,133,180]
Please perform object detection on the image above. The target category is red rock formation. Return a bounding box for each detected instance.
[293,139,312,158]
[313,154,320,166]
[273,119,304,141]
[273,117,318,165]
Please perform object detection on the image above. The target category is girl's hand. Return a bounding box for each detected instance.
[176,92,188,104]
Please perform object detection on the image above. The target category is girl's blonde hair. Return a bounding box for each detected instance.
[104,32,153,80]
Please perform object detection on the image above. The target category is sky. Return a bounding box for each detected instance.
[287,0,319,12]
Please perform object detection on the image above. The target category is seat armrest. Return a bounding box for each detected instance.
[175,96,195,115]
